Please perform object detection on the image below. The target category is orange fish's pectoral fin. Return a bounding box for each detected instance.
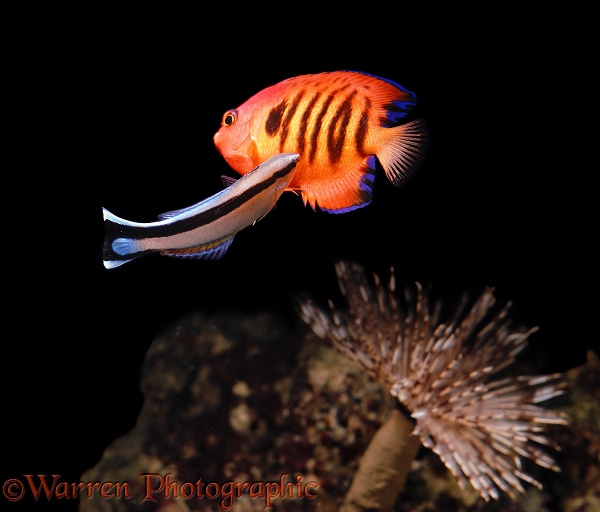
[160,236,235,261]
[301,156,377,214]
[221,136,260,176]
[378,118,429,187]
[225,154,256,176]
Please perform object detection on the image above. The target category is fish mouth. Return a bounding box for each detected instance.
[213,132,223,153]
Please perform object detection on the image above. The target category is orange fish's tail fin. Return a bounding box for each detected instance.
[378,118,429,187]
[301,156,377,214]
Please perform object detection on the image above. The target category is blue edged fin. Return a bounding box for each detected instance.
[384,98,418,125]
[319,155,376,214]
[160,236,235,260]
[343,70,417,126]
[345,69,413,93]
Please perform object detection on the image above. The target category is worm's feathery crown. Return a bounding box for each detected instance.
[298,261,568,502]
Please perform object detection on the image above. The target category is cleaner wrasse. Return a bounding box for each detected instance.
[102,153,299,269]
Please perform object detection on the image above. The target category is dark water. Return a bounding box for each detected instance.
[3,10,596,512]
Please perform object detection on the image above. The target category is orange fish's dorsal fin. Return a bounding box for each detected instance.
[377,118,429,187]
[300,156,377,214]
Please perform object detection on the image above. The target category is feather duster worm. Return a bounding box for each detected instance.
[298,261,568,504]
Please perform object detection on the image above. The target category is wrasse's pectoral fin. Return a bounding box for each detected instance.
[160,236,235,261]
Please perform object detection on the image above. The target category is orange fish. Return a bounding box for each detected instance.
[214,70,428,214]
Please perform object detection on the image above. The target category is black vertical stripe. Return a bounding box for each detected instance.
[265,100,286,137]
[309,93,335,164]
[327,90,356,164]
[355,104,370,156]
[278,91,304,151]
[297,92,321,156]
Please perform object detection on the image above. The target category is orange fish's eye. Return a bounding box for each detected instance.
[222,109,238,127]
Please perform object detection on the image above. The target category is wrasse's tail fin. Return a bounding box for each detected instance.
[102,208,150,269]
[102,208,237,269]
[378,118,429,187]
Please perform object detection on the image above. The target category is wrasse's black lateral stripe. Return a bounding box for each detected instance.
[108,161,296,240]
[265,84,370,166]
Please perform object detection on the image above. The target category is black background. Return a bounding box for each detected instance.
[3,6,596,512]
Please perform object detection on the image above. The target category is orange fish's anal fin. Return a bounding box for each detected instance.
[378,118,429,187]
[300,155,376,214]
